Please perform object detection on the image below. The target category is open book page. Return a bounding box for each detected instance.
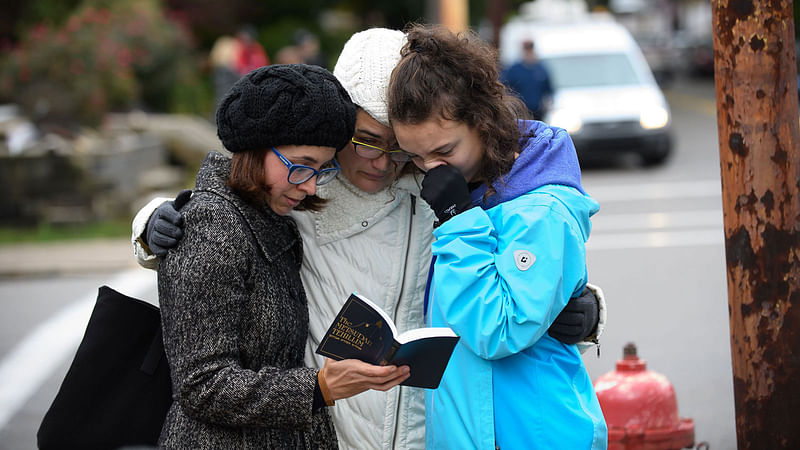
[396,327,456,345]
[352,292,398,337]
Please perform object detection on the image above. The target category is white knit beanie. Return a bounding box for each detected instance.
[333,28,406,127]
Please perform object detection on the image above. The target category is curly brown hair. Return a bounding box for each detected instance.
[228,149,327,212]
[387,23,528,188]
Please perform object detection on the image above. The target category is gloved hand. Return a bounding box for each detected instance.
[420,165,473,226]
[548,287,600,345]
[144,189,192,257]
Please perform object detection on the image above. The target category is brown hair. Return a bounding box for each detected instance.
[387,24,528,190]
[227,149,327,211]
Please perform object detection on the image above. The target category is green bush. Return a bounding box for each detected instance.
[0,0,211,127]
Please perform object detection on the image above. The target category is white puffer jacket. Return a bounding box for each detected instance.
[294,173,434,450]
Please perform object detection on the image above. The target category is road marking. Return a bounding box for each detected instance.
[592,209,723,231]
[0,269,156,430]
[587,228,724,250]
[589,209,725,249]
[587,179,721,203]
[583,179,726,249]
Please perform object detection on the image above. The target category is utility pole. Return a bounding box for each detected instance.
[488,0,509,47]
[712,0,800,447]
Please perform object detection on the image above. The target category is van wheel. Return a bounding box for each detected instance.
[641,137,671,166]
[642,149,669,166]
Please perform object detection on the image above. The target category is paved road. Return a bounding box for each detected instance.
[0,75,738,449]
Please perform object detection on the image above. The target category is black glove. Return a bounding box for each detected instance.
[420,165,473,226]
[144,189,192,257]
[548,287,600,345]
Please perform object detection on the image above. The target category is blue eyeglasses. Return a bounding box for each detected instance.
[271,147,341,186]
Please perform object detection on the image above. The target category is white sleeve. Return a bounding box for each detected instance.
[576,282,607,355]
[131,197,173,270]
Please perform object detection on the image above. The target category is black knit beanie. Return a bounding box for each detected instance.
[216,64,356,153]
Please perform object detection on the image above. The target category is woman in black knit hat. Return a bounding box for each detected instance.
[156,64,409,449]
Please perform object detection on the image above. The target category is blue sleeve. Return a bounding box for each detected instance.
[429,197,588,360]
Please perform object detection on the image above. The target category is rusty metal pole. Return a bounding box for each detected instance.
[712,0,800,447]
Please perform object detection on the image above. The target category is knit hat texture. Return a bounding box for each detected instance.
[216,64,356,153]
[333,28,406,127]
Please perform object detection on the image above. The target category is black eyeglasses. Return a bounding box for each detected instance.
[351,138,412,163]
[271,147,340,185]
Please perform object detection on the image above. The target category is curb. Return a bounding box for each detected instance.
[0,238,139,278]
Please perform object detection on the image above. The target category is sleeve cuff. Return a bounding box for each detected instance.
[316,368,334,407]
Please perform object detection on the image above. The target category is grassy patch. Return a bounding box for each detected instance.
[0,220,131,245]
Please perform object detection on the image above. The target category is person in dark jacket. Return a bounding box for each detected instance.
[501,39,553,120]
[157,64,409,449]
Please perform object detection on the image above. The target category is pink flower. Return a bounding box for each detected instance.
[95,8,111,24]
[117,48,132,69]
[66,15,81,33]
[29,24,49,42]
[70,60,85,75]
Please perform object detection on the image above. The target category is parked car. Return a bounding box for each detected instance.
[500,15,673,166]
[633,32,684,87]
[685,35,715,77]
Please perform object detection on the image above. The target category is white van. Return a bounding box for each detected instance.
[500,12,673,166]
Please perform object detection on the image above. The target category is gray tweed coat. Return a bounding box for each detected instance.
[157,152,337,449]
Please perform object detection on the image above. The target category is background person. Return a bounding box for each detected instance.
[387,24,607,449]
[157,64,408,448]
[208,34,240,113]
[501,39,553,120]
[233,24,270,76]
[293,28,328,68]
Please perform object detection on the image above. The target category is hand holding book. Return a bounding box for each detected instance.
[319,358,411,402]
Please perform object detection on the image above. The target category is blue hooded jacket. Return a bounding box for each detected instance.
[424,120,607,449]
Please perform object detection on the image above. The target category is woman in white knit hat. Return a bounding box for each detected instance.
[131,28,606,449]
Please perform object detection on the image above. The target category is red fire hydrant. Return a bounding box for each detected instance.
[593,342,695,450]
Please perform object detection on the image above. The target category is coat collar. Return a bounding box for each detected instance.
[195,152,302,266]
[306,173,423,245]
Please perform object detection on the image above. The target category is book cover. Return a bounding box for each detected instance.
[316,293,459,389]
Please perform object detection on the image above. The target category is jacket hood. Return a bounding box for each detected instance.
[471,120,585,209]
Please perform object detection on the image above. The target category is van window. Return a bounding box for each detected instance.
[542,53,642,88]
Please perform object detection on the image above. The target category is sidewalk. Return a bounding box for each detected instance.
[0,238,139,278]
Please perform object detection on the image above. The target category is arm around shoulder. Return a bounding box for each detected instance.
[576,282,607,355]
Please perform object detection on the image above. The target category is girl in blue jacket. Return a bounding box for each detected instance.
[387,24,608,449]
